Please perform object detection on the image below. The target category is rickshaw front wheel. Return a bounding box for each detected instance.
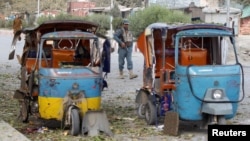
[217,115,226,125]
[201,114,227,128]
[69,109,80,136]
[145,100,157,125]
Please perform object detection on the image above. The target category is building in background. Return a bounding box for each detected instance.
[67,1,96,17]
[240,6,250,35]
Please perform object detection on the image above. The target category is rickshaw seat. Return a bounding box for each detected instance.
[179,48,207,66]
[51,49,76,68]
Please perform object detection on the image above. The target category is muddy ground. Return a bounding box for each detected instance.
[0,29,250,141]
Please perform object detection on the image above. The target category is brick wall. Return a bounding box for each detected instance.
[240,17,250,35]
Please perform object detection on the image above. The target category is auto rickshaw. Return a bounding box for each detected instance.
[135,23,245,135]
[9,20,113,136]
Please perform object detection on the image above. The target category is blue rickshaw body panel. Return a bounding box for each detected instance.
[39,68,102,98]
[173,65,241,120]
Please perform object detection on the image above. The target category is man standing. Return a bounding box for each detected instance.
[113,19,138,79]
[13,14,22,40]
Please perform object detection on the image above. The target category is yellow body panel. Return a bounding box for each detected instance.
[38,96,101,120]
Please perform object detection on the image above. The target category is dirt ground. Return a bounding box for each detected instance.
[0,29,250,141]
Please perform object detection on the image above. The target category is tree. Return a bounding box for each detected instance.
[128,5,191,38]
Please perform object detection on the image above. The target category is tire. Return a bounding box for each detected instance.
[69,109,80,136]
[201,114,226,128]
[137,103,146,119]
[145,100,157,125]
[217,115,227,125]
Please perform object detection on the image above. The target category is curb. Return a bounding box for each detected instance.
[0,120,30,141]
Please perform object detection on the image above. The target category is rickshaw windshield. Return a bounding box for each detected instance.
[175,29,237,66]
[38,31,101,69]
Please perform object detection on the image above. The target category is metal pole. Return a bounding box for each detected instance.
[110,0,113,38]
[226,0,230,27]
[37,0,40,17]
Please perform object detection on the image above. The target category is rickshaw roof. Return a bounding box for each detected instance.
[175,24,233,36]
[22,20,99,35]
[175,23,233,32]
[144,23,233,36]
[41,31,98,39]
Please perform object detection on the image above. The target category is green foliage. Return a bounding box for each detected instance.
[35,13,110,35]
[1,1,191,37]
[128,5,191,38]
[35,13,86,25]
[36,15,55,25]
[85,13,110,35]
[0,19,13,28]
[0,0,68,15]
[112,17,123,30]
[0,12,110,35]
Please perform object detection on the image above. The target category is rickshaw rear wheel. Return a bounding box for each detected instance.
[69,109,80,136]
[145,100,157,125]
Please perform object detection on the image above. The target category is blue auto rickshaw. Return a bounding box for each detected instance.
[136,23,245,135]
[9,20,113,136]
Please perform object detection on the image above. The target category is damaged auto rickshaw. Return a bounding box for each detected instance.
[9,20,113,136]
[135,23,245,135]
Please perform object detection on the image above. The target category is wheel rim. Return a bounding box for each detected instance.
[137,104,146,118]
[70,109,80,136]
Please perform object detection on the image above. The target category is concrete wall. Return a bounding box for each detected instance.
[204,13,240,35]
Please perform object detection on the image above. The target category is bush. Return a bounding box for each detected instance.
[112,17,123,31]
[85,13,110,35]
[34,13,110,35]
[0,20,6,28]
[128,5,191,38]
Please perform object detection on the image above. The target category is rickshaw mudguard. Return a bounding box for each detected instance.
[38,68,102,120]
[173,65,241,120]
[135,88,150,104]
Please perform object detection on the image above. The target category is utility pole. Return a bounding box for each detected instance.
[226,0,230,27]
[110,0,113,38]
[37,0,40,17]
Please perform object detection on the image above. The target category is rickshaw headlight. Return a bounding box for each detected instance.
[212,89,223,99]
